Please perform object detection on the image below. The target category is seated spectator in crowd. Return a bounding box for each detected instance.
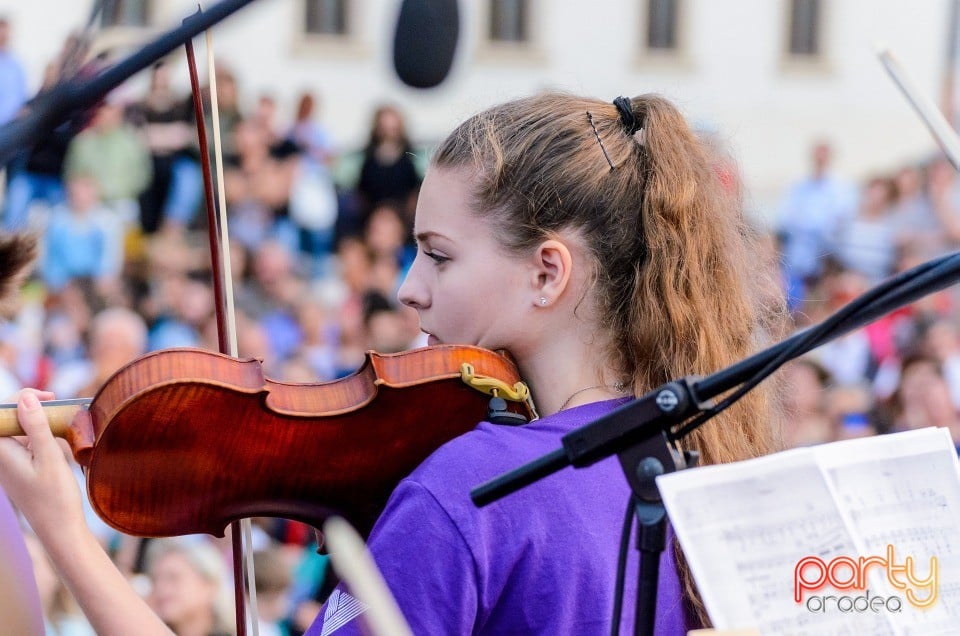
[287,91,334,168]
[253,548,293,636]
[147,273,214,351]
[824,383,878,441]
[63,99,152,272]
[781,358,833,448]
[892,354,960,451]
[202,64,243,162]
[43,310,85,368]
[287,153,339,264]
[296,290,340,381]
[325,237,374,376]
[1,43,91,231]
[837,176,897,282]
[777,140,856,284]
[42,174,119,293]
[146,538,234,636]
[253,93,283,149]
[48,307,147,398]
[356,104,421,224]
[928,156,960,245]
[806,268,876,385]
[64,100,152,212]
[887,164,942,255]
[282,92,340,264]
[223,119,298,250]
[236,240,303,317]
[918,316,960,411]
[368,252,402,300]
[126,61,202,235]
[234,241,305,364]
[0,17,27,127]
[364,200,414,273]
[361,290,416,354]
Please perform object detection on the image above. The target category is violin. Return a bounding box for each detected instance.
[0,344,533,538]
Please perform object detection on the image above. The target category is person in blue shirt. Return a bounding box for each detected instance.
[778,141,857,284]
[42,174,118,293]
[0,18,26,127]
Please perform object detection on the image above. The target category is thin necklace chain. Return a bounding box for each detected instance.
[558,382,627,412]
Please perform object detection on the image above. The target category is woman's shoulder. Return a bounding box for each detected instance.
[401,398,631,515]
[391,423,521,529]
[404,416,546,494]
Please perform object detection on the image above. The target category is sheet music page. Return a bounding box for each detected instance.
[814,428,960,635]
[658,445,894,635]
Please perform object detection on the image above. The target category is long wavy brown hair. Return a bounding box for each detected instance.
[433,92,786,626]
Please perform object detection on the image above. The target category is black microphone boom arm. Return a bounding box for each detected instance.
[0,0,262,167]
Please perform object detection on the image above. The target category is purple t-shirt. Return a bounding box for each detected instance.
[308,399,695,635]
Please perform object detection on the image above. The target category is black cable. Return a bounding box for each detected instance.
[672,251,960,441]
[695,250,955,404]
[610,494,636,636]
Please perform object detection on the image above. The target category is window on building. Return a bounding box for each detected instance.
[489,0,529,43]
[101,0,151,28]
[305,0,349,36]
[788,0,821,56]
[646,0,679,51]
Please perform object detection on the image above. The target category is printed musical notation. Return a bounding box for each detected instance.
[817,432,960,635]
[657,428,960,636]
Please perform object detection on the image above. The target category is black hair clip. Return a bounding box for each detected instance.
[586,111,615,171]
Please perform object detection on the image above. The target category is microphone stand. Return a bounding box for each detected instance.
[0,0,263,167]
[471,249,960,636]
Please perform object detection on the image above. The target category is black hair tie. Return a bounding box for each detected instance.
[613,96,641,135]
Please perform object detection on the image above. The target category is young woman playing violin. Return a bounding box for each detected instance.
[0,92,782,634]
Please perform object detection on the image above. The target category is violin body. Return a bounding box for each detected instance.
[69,345,531,538]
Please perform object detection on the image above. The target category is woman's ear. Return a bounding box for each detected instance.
[531,239,573,307]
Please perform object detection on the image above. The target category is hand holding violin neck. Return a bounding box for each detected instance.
[0,398,90,437]
[0,399,94,462]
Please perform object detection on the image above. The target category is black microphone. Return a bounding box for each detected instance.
[392,0,459,89]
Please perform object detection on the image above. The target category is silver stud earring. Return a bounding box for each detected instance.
[539,297,547,306]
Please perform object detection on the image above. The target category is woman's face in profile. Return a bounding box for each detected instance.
[397,167,534,355]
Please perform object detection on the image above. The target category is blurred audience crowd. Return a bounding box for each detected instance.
[777,141,960,453]
[3,18,960,636]
[1,25,423,636]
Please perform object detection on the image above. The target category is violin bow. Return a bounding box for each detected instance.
[324,517,413,636]
[877,46,960,169]
[182,8,260,635]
